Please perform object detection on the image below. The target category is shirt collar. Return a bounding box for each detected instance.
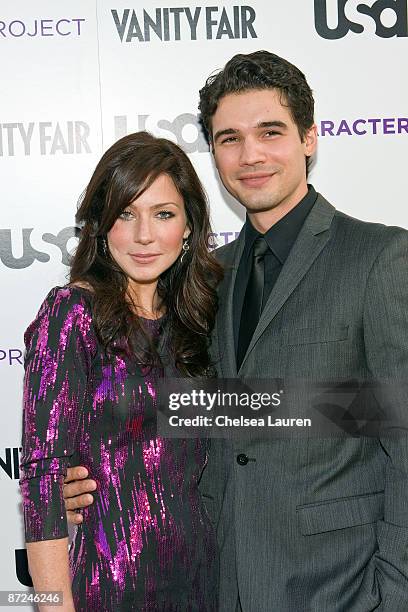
[244,184,318,264]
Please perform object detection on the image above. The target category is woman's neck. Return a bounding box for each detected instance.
[127,281,163,320]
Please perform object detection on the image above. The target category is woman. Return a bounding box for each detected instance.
[20,131,222,611]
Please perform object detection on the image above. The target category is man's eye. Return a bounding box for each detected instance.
[264,131,280,137]
[157,210,174,220]
[221,137,238,144]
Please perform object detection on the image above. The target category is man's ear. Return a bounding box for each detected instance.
[304,124,318,157]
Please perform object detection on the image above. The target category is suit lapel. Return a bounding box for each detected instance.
[215,231,246,377]
[238,195,336,373]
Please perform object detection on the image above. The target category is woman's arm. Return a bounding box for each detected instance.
[20,287,96,609]
[26,539,75,611]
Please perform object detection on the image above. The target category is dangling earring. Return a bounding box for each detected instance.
[180,239,190,263]
[102,237,108,256]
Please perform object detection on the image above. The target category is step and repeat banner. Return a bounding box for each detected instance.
[1,0,407,605]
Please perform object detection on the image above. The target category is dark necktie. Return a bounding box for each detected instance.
[237,236,269,369]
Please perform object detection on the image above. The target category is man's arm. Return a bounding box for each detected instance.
[363,228,408,610]
[63,467,97,525]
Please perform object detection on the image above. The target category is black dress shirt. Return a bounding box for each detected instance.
[233,185,318,357]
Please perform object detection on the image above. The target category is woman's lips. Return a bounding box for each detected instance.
[238,174,273,188]
[129,253,161,264]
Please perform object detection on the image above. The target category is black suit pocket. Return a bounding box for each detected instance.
[297,490,384,535]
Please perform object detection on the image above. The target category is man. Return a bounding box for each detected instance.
[63,52,408,610]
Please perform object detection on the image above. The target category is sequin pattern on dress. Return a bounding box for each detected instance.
[20,287,218,611]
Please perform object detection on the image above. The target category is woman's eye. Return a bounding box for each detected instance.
[119,210,133,220]
[156,210,174,220]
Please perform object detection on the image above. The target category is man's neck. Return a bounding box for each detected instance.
[247,184,309,234]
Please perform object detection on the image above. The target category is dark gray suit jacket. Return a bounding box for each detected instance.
[200,194,408,611]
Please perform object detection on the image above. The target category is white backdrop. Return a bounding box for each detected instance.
[1,0,407,604]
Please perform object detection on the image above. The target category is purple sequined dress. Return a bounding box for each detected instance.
[20,287,218,611]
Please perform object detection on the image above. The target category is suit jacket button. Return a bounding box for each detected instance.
[237,453,249,466]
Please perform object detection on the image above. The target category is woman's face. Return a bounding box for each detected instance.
[107,173,190,291]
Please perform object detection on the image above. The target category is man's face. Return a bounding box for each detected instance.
[211,89,317,220]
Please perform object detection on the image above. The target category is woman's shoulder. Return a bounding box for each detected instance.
[24,284,95,348]
[67,281,94,294]
[42,284,93,313]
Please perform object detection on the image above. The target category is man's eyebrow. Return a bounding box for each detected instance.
[257,120,287,129]
[213,128,238,143]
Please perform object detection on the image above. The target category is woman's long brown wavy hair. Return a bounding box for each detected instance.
[70,131,223,376]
